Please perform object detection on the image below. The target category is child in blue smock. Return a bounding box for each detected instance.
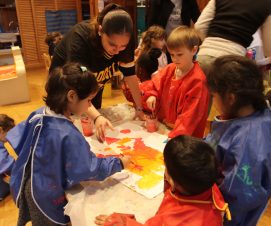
[205,55,271,226]
[0,114,15,201]
[6,63,130,226]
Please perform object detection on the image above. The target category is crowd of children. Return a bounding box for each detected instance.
[1,3,271,226]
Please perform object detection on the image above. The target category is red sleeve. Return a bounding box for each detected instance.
[168,78,209,138]
[141,67,169,111]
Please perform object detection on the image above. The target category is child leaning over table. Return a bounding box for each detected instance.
[205,55,271,226]
[143,26,209,138]
[0,114,15,201]
[95,135,231,226]
[5,63,131,226]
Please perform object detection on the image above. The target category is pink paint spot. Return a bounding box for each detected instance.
[105,137,120,145]
[120,129,131,134]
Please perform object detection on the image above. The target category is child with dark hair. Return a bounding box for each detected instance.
[0,114,15,201]
[4,63,130,225]
[205,55,271,226]
[95,135,230,226]
[44,32,62,57]
[144,26,209,138]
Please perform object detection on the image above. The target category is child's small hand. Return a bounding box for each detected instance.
[95,215,109,225]
[94,116,114,143]
[146,96,156,111]
[120,155,132,169]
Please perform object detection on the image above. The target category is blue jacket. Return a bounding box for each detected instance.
[205,108,271,226]
[9,107,123,225]
[0,141,14,175]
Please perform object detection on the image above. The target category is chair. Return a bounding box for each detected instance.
[43,53,51,72]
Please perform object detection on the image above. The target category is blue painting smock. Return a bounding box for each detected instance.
[8,107,123,225]
[205,108,271,226]
[0,141,14,175]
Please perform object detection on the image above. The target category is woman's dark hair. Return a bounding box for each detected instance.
[44,63,99,115]
[164,135,218,195]
[207,55,268,117]
[0,114,15,132]
[89,3,134,63]
[98,3,133,36]
[137,48,162,81]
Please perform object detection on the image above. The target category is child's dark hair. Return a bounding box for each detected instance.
[0,114,15,132]
[141,25,166,53]
[137,48,162,81]
[45,32,62,45]
[164,135,218,195]
[207,55,268,116]
[44,63,99,115]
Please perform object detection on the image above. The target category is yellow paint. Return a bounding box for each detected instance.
[137,172,163,189]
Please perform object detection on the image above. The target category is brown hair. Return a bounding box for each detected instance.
[44,63,98,115]
[141,25,166,53]
[45,32,62,45]
[0,114,15,132]
[167,26,202,50]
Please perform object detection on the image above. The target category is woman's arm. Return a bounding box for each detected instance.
[194,0,216,38]
[261,15,271,57]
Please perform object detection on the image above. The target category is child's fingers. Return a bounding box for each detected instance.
[95,215,108,225]
[106,120,114,131]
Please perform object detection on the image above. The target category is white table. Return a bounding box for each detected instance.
[65,104,169,226]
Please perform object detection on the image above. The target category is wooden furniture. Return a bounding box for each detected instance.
[0,46,30,105]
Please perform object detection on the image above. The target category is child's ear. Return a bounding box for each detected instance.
[228,93,236,106]
[191,46,198,55]
[98,25,103,35]
[67,90,78,103]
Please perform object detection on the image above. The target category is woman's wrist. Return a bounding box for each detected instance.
[136,106,143,112]
[94,114,103,124]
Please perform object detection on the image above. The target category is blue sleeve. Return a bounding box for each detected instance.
[0,142,14,175]
[62,134,123,188]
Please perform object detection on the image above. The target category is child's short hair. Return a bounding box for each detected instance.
[0,114,15,132]
[164,135,218,195]
[207,55,268,115]
[141,25,166,53]
[136,48,162,81]
[44,63,99,114]
[167,26,202,50]
[45,32,62,45]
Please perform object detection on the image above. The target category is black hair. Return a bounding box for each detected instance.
[164,135,218,195]
[0,114,15,132]
[89,3,134,63]
[137,48,162,81]
[98,3,133,36]
[44,63,99,115]
[45,32,62,45]
[207,55,268,117]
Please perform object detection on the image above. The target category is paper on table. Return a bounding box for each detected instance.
[85,121,167,198]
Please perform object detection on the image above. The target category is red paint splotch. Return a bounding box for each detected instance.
[105,137,120,145]
[120,129,131,134]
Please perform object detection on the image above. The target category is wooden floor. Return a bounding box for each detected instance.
[0,67,270,226]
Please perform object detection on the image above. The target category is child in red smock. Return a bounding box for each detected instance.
[144,26,209,138]
[95,135,231,226]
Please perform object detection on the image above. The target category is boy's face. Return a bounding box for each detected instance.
[168,46,197,72]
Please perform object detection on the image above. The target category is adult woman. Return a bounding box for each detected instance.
[50,4,144,141]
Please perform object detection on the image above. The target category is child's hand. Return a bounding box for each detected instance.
[95,215,109,225]
[146,96,157,111]
[94,116,114,143]
[120,155,132,169]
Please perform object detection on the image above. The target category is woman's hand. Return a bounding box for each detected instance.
[94,115,114,143]
[146,96,157,111]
